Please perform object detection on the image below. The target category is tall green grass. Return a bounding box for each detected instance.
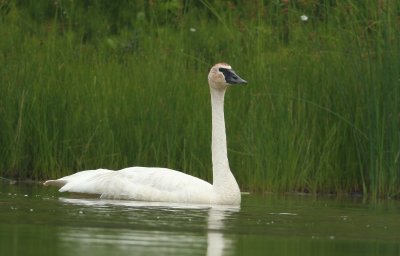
[0,1,399,198]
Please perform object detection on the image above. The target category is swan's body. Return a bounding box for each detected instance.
[44,63,247,205]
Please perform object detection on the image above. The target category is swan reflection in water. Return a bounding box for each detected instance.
[58,198,239,256]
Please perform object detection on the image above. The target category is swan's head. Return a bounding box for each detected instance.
[208,63,247,90]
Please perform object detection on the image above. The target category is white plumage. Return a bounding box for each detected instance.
[44,63,247,205]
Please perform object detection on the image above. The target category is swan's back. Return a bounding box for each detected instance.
[45,167,214,204]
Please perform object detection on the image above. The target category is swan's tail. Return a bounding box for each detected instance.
[43,180,67,188]
[42,169,113,192]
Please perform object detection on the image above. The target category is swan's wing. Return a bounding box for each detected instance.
[45,167,213,204]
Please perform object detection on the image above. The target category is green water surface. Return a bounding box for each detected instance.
[0,183,399,256]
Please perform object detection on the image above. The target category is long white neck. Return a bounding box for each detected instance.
[210,87,240,201]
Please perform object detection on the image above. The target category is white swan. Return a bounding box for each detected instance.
[44,63,247,205]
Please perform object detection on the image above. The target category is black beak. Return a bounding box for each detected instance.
[220,68,247,85]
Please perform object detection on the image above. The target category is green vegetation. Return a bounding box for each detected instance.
[0,1,399,198]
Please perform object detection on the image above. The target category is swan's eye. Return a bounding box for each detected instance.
[219,67,235,81]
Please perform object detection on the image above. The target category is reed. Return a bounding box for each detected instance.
[0,1,398,198]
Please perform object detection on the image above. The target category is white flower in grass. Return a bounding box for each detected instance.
[189,28,196,32]
[301,14,308,22]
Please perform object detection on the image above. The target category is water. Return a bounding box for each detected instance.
[0,183,399,256]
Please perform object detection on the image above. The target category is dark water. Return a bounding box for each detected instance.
[0,183,399,256]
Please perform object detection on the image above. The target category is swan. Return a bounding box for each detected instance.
[44,63,247,205]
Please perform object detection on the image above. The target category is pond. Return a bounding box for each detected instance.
[0,183,399,256]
